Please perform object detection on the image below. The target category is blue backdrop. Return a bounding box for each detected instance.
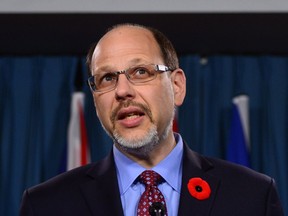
[0,55,287,215]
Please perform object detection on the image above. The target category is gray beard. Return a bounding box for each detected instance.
[98,99,175,157]
[112,119,173,157]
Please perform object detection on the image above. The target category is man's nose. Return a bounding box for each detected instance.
[114,73,135,101]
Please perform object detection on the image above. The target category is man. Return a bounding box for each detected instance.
[20,23,284,215]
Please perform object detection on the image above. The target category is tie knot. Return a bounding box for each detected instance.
[139,170,163,186]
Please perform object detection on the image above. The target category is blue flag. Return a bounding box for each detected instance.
[226,96,250,167]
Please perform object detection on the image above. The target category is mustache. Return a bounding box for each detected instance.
[110,100,153,123]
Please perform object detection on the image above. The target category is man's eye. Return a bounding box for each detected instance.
[101,73,116,82]
[97,73,117,88]
[133,67,151,78]
[136,68,148,75]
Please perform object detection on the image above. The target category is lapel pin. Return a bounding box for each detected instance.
[187,177,211,200]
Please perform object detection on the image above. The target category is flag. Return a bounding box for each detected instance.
[67,92,91,171]
[226,95,250,167]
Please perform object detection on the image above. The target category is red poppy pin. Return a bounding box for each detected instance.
[187,177,211,200]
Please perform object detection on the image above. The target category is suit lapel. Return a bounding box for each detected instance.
[178,144,220,216]
[80,151,124,216]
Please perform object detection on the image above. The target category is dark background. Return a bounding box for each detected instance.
[1,13,288,56]
[1,13,288,216]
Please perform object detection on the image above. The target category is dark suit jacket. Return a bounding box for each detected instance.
[20,144,284,215]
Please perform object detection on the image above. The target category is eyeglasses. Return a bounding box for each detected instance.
[87,64,172,93]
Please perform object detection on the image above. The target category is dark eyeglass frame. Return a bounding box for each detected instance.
[87,64,173,93]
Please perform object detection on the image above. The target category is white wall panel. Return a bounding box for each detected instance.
[0,0,288,13]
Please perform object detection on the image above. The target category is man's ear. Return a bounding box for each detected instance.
[171,68,186,106]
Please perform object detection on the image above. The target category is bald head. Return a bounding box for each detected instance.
[86,23,179,76]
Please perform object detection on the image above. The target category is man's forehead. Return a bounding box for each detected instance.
[92,26,159,60]
[96,25,153,48]
[89,25,164,75]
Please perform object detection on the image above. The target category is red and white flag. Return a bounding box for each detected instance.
[173,108,179,132]
[67,92,91,171]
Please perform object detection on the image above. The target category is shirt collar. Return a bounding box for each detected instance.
[113,133,183,195]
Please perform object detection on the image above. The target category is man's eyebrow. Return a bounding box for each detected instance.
[95,66,114,73]
[128,58,145,65]
[94,59,148,74]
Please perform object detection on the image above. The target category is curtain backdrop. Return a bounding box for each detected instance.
[0,55,287,215]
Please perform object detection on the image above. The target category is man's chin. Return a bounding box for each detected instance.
[115,142,157,158]
[113,135,159,150]
[112,126,159,156]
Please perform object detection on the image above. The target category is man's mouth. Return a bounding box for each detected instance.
[110,100,154,125]
[117,110,145,120]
